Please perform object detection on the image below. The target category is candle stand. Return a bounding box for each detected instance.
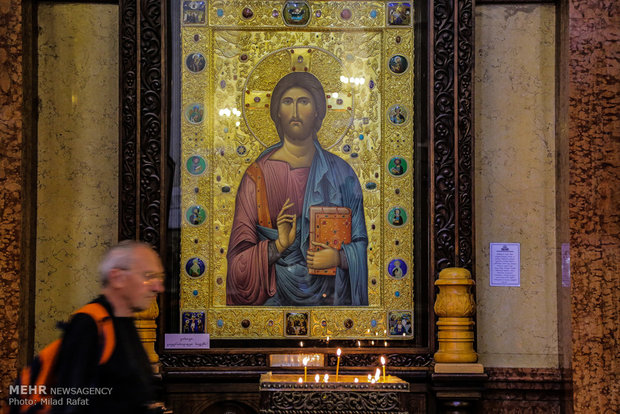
[259,372,410,414]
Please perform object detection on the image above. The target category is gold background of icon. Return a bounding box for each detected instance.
[180,1,414,339]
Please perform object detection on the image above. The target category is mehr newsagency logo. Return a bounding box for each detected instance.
[9,385,112,407]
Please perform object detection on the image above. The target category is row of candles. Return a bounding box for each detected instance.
[299,331,398,349]
[298,348,387,384]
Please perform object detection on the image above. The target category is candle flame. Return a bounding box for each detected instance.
[298,377,303,383]
[337,348,341,356]
[381,356,386,365]
[300,341,304,347]
[315,374,320,382]
[375,368,380,380]
[303,357,308,366]
[354,377,359,383]
[324,374,329,383]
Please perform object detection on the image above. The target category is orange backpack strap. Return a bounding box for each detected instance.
[73,303,116,364]
[246,163,273,228]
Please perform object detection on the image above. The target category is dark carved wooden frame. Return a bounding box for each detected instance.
[118,0,474,370]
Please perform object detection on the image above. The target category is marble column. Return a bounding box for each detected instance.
[568,0,619,412]
[0,0,25,400]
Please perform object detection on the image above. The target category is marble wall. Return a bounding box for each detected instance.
[35,4,119,351]
[0,0,23,401]
[474,4,559,368]
[568,0,619,411]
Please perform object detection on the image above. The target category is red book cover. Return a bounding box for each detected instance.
[308,206,352,276]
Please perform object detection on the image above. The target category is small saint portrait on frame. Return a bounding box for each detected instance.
[185,257,206,278]
[185,52,206,73]
[388,54,409,74]
[184,103,204,124]
[181,311,206,333]
[388,104,408,125]
[186,205,206,226]
[387,206,407,227]
[282,1,311,26]
[387,3,412,26]
[186,155,206,176]
[285,312,309,336]
[182,0,206,25]
[388,311,412,336]
[388,156,408,177]
[388,258,408,279]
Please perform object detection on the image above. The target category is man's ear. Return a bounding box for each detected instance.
[106,268,126,288]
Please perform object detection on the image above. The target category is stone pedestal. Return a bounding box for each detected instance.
[135,300,160,371]
[434,267,478,363]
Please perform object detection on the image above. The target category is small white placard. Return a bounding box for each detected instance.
[490,243,520,286]
[165,333,210,349]
[561,243,571,287]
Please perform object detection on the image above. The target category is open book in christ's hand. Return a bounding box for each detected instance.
[308,206,352,276]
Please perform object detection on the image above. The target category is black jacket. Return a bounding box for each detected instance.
[51,295,156,414]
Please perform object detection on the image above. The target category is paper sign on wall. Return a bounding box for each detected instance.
[561,243,570,287]
[164,333,210,349]
[490,243,520,286]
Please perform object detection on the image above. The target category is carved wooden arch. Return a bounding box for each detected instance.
[118,0,474,367]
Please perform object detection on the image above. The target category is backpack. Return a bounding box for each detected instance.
[7,303,116,414]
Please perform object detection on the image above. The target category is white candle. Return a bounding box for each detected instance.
[336,348,342,381]
[381,356,386,382]
[303,357,308,382]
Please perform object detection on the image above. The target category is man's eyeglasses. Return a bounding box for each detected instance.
[119,268,165,284]
[142,272,166,284]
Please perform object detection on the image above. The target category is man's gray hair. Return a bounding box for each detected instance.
[98,240,154,285]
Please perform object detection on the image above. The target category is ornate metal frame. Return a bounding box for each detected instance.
[119,0,474,369]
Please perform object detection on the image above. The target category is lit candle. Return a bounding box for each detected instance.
[357,340,361,348]
[315,374,320,383]
[374,368,380,382]
[303,357,308,382]
[326,336,330,344]
[336,348,342,381]
[324,373,329,383]
[367,374,372,382]
[300,341,304,347]
[298,377,303,383]
[354,377,359,383]
[381,356,386,382]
